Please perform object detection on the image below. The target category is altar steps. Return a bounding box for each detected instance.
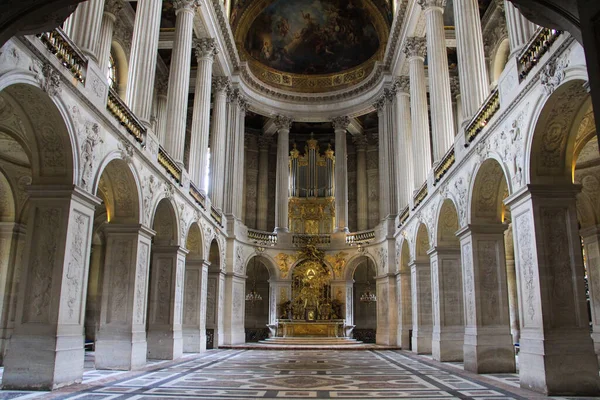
[260,337,363,346]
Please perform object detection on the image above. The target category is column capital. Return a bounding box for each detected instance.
[404,37,427,60]
[104,0,123,18]
[417,0,446,10]
[274,115,293,131]
[393,76,410,94]
[193,37,219,61]
[352,134,369,149]
[238,96,249,115]
[227,87,240,103]
[373,96,386,114]
[155,76,169,96]
[212,76,230,94]
[450,75,460,98]
[173,0,200,13]
[331,116,351,131]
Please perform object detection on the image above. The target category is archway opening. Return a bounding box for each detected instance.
[206,239,221,349]
[244,256,270,342]
[352,256,377,343]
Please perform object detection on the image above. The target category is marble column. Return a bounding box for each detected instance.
[97,0,122,75]
[375,91,398,221]
[2,187,100,390]
[256,135,271,231]
[376,274,398,345]
[153,79,168,146]
[332,116,350,233]
[234,98,249,219]
[164,0,197,163]
[396,269,412,349]
[183,259,209,353]
[404,37,432,190]
[457,224,515,373]
[206,269,225,347]
[452,0,490,121]
[147,246,188,360]
[429,247,464,361]
[125,0,162,126]
[393,77,413,210]
[208,77,230,211]
[63,0,105,61]
[450,76,463,135]
[223,88,241,217]
[410,259,432,353]
[504,0,538,55]
[95,224,153,370]
[274,115,292,233]
[418,0,454,161]
[504,224,520,345]
[353,135,369,231]
[507,186,600,395]
[189,38,218,187]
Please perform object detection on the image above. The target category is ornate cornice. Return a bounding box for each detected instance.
[193,37,218,61]
[404,37,427,59]
[274,115,293,131]
[332,116,351,131]
[210,0,240,70]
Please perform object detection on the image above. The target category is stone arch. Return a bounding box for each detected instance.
[436,198,460,248]
[208,239,221,271]
[95,158,141,224]
[110,41,128,98]
[345,252,377,281]
[152,198,179,246]
[0,168,16,223]
[245,253,277,278]
[399,239,411,274]
[185,222,203,260]
[291,257,334,278]
[491,38,510,85]
[414,223,431,262]
[469,158,510,225]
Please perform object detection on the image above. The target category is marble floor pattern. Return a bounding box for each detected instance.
[0,350,596,400]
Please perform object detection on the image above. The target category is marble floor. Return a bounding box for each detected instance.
[0,350,596,399]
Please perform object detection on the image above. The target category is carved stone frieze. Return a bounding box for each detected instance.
[540,53,570,95]
[80,122,103,192]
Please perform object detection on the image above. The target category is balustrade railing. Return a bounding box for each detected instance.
[37,28,86,83]
[399,206,409,227]
[106,87,146,144]
[434,148,456,183]
[292,234,331,247]
[158,145,182,184]
[413,181,428,210]
[189,182,206,210]
[346,230,375,246]
[465,88,500,144]
[248,229,278,247]
[211,206,223,226]
[518,28,562,82]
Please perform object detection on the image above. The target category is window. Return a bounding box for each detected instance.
[107,54,118,91]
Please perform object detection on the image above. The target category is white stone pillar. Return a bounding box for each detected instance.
[2,187,100,390]
[274,115,292,233]
[429,247,464,361]
[504,224,520,345]
[418,0,455,161]
[223,88,240,217]
[393,77,413,210]
[450,76,463,135]
[457,224,515,373]
[63,0,105,61]
[452,0,490,121]
[188,39,217,188]
[507,186,600,395]
[153,79,168,146]
[164,0,198,163]
[404,37,432,190]
[410,258,432,354]
[125,0,162,126]
[353,135,369,231]
[375,92,398,221]
[97,0,122,74]
[207,269,225,347]
[208,77,230,211]
[222,265,246,345]
[147,246,188,360]
[504,0,538,56]
[183,259,209,353]
[95,224,153,370]
[234,98,249,219]
[376,273,398,345]
[332,116,350,232]
[256,135,271,231]
[396,269,412,349]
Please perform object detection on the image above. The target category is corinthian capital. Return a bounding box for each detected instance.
[393,76,410,94]
[274,115,293,131]
[331,116,351,131]
[417,0,446,10]
[173,0,199,13]
[212,76,230,93]
[403,37,427,59]
[104,0,123,17]
[194,38,219,60]
[373,96,386,113]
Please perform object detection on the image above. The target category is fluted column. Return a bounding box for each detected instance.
[189,38,218,187]
[97,0,122,74]
[393,77,413,210]
[153,79,168,146]
[418,0,454,161]
[164,0,198,163]
[125,0,162,125]
[450,76,463,134]
[404,37,432,190]
[375,91,398,221]
[223,88,240,217]
[332,116,350,232]
[274,115,292,233]
[504,0,538,55]
[234,98,249,219]
[353,135,368,231]
[63,0,105,61]
[209,77,230,211]
[452,0,490,121]
[256,136,271,231]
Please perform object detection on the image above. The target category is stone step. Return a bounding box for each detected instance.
[260,337,363,346]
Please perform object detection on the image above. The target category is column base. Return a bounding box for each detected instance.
[411,329,432,354]
[376,330,397,346]
[95,332,147,370]
[2,334,84,390]
[147,329,183,360]
[222,329,246,346]
[398,328,411,350]
[519,333,600,395]
[463,331,515,373]
[183,328,207,353]
[432,329,464,362]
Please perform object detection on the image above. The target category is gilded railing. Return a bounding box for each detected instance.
[106,87,146,144]
[248,230,278,247]
[189,182,206,210]
[37,28,86,83]
[466,88,500,144]
[434,148,456,183]
[518,28,562,82]
[158,146,182,184]
[292,234,331,247]
[413,181,428,210]
[211,206,223,226]
[399,206,409,227]
[346,230,375,246]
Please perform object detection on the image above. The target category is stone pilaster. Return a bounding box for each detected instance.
[374,92,398,221]
[209,77,230,211]
[164,0,198,163]
[410,259,432,354]
[450,76,463,135]
[189,38,218,187]
[504,224,520,345]
[393,77,413,210]
[223,88,241,218]
[404,37,432,190]
[63,0,105,61]
[206,269,225,347]
[234,99,249,220]
[256,135,272,231]
[418,0,455,161]
[95,224,153,370]
[353,135,369,231]
[221,269,246,345]
[332,116,351,233]
[504,0,538,56]
[274,115,292,233]
[183,259,209,353]
[376,274,398,345]
[396,270,412,349]
[97,0,122,74]
[153,78,168,146]
[507,185,600,395]
[2,187,100,390]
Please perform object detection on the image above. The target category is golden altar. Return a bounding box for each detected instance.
[276,319,345,338]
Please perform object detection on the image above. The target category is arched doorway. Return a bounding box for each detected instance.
[397,239,412,349]
[411,223,432,354]
[352,256,377,343]
[182,222,207,353]
[244,256,270,342]
[206,239,222,349]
